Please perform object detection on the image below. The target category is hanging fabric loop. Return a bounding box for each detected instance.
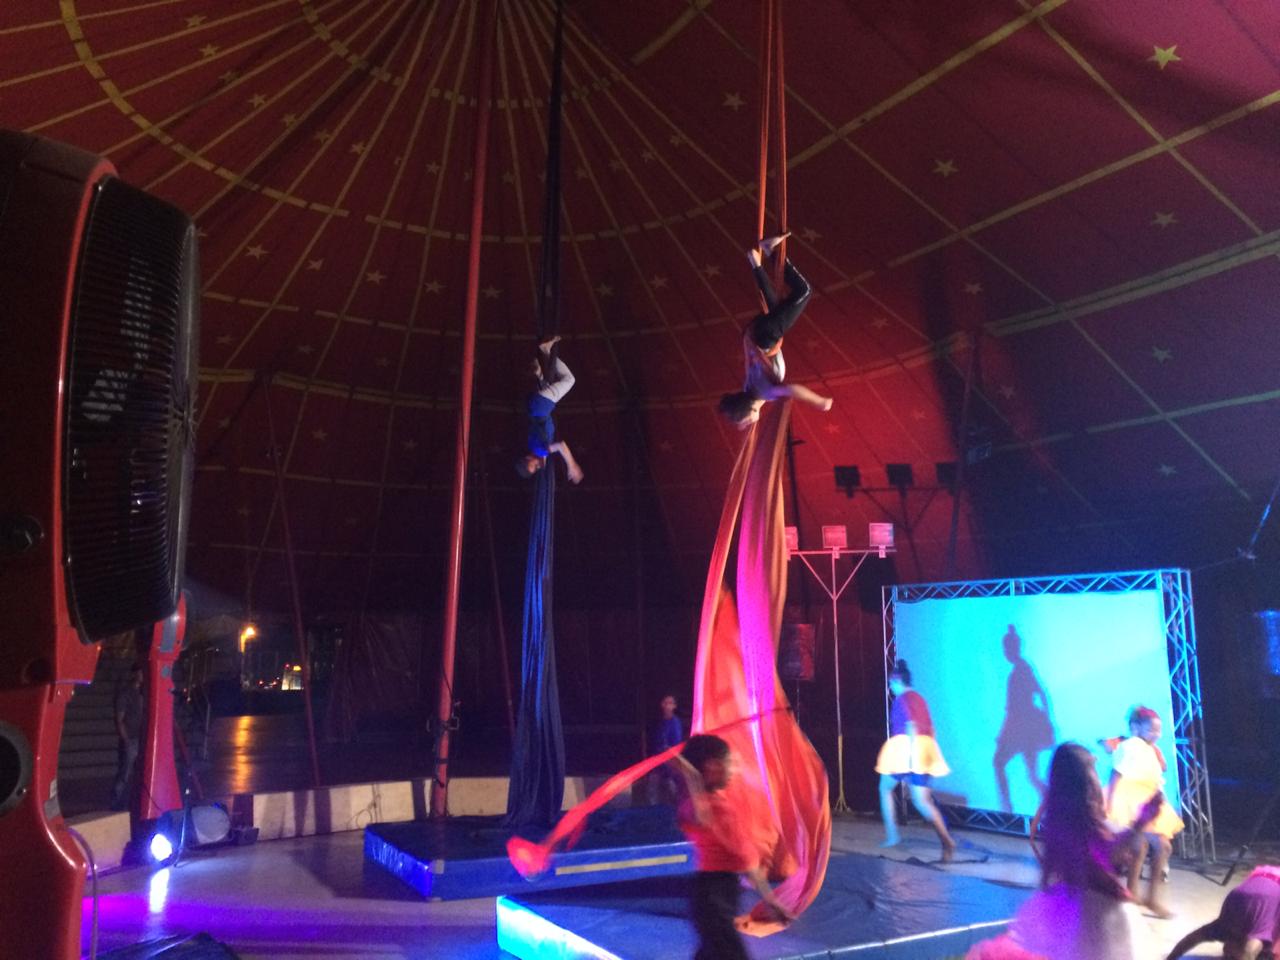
[506,0,568,828]
[754,0,790,303]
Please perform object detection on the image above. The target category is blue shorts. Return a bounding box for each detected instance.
[889,772,933,787]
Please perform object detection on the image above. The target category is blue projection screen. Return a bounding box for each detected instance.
[890,589,1179,818]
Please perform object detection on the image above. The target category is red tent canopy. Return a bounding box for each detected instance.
[4,1,1278,614]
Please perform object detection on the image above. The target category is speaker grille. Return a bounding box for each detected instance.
[63,177,198,639]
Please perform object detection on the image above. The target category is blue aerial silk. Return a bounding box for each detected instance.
[504,467,565,827]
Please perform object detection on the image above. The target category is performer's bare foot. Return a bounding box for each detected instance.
[940,837,957,863]
[819,397,833,412]
[1144,900,1174,920]
[538,334,561,353]
[747,247,764,269]
[878,837,902,849]
[758,232,791,256]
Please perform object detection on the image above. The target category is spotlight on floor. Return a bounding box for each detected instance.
[130,802,244,867]
[145,808,184,867]
[187,800,258,849]
[148,831,174,864]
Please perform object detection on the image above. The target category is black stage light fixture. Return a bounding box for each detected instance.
[936,462,958,490]
[886,463,914,489]
[834,465,860,498]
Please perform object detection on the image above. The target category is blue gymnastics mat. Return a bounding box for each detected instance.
[364,805,694,900]
[497,851,1026,959]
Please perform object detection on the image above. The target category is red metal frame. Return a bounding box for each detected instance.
[0,131,116,960]
[138,594,188,820]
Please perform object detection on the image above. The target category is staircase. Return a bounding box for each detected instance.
[58,645,133,788]
[56,636,210,815]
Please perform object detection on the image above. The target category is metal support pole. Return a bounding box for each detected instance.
[263,379,322,790]
[432,0,499,819]
[793,547,882,814]
[830,550,846,813]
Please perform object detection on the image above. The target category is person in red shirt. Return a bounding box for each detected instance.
[672,734,792,959]
[874,658,957,860]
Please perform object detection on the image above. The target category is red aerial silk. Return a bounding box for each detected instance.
[693,400,830,927]
[508,401,830,928]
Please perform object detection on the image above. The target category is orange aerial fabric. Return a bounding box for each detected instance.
[693,400,830,926]
[509,400,831,928]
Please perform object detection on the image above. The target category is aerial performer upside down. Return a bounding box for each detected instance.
[517,335,583,484]
[719,235,834,428]
[507,235,833,936]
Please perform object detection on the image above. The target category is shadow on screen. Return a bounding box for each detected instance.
[993,625,1055,812]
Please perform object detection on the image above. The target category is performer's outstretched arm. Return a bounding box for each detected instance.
[760,381,833,411]
[549,440,583,484]
[745,866,795,923]
[1164,922,1217,959]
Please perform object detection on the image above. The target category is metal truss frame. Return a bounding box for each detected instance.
[882,569,1215,862]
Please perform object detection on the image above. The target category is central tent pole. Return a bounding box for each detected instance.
[431,0,500,819]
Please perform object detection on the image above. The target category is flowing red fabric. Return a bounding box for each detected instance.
[508,402,831,928]
[692,400,830,927]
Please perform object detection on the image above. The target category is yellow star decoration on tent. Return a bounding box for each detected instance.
[932,159,958,177]
[1151,211,1177,227]
[1149,45,1181,69]
[723,92,744,111]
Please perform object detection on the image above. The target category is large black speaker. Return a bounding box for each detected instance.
[779,622,816,682]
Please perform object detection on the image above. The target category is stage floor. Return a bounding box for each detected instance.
[81,815,1241,959]
[497,851,1024,960]
[365,806,693,899]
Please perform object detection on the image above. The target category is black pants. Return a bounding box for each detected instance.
[749,259,811,351]
[111,737,138,810]
[691,871,747,960]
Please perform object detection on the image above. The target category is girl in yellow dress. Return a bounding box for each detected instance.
[1106,705,1183,918]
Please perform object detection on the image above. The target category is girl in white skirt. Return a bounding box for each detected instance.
[875,659,957,861]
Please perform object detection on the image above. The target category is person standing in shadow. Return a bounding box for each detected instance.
[647,693,684,806]
[994,625,1055,813]
[110,662,145,811]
